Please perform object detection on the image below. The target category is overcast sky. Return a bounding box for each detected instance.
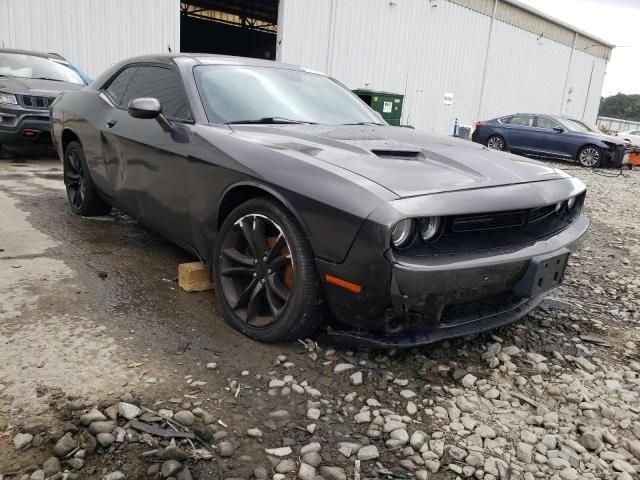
[518,0,639,97]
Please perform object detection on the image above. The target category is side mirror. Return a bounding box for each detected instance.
[553,127,564,133]
[128,97,162,119]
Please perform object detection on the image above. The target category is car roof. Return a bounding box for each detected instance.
[496,113,564,120]
[118,52,320,74]
[0,48,53,59]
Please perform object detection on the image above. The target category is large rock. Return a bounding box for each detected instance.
[79,430,97,453]
[103,472,125,480]
[53,432,76,457]
[300,442,321,455]
[88,421,115,435]
[217,441,234,457]
[80,408,107,426]
[43,457,62,477]
[349,371,363,386]
[177,468,193,480]
[628,440,640,460]
[320,466,347,480]
[265,446,292,457]
[298,463,316,480]
[357,445,379,460]
[276,459,296,473]
[174,411,195,426]
[118,402,141,420]
[516,442,533,464]
[302,452,322,467]
[13,433,33,449]
[30,471,45,480]
[333,363,354,373]
[460,374,477,388]
[97,432,115,448]
[579,432,602,451]
[161,460,183,478]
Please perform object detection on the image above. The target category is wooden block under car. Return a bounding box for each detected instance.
[178,262,215,292]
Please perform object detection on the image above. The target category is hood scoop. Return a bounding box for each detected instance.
[371,149,423,160]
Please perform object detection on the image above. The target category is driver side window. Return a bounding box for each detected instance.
[536,116,561,130]
[120,66,192,121]
[105,66,137,106]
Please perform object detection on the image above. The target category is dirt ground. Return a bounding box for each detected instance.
[1,149,639,480]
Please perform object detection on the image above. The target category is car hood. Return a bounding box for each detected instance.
[570,130,626,146]
[229,124,570,198]
[0,76,84,97]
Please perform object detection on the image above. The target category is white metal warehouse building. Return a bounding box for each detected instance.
[0,0,613,135]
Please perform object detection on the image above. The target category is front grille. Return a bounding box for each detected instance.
[452,211,527,233]
[529,204,556,223]
[440,291,523,326]
[17,95,55,110]
[398,192,586,257]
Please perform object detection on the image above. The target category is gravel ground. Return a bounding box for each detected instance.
[0,151,639,480]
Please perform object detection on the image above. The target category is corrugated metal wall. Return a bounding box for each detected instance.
[278,0,609,135]
[0,0,180,79]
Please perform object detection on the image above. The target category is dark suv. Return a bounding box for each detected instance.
[0,49,86,149]
[472,113,627,168]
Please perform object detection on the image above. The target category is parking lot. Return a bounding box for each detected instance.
[0,152,639,479]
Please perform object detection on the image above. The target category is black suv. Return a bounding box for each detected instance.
[0,49,86,148]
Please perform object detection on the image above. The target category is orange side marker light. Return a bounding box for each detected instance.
[325,274,362,294]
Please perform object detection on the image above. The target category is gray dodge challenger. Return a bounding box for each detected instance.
[50,54,588,348]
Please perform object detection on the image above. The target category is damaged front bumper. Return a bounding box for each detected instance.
[317,179,589,349]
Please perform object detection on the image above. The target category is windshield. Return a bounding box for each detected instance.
[558,118,591,133]
[194,65,384,125]
[0,52,85,85]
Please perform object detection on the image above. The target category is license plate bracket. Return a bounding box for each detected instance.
[514,249,570,298]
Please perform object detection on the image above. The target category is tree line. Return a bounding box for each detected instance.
[599,93,640,121]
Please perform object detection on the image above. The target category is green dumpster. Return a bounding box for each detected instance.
[353,89,404,126]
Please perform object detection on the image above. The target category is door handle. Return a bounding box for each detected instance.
[106,119,117,128]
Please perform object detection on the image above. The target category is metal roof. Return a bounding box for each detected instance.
[503,0,615,48]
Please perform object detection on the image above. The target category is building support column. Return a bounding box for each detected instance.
[476,0,499,122]
[560,31,578,116]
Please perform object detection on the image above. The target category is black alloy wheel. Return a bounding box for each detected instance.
[63,141,111,216]
[214,198,322,343]
[65,146,85,210]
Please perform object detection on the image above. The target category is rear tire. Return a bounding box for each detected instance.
[577,145,601,168]
[213,197,323,343]
[63,141,111,216]
[486,135,506,151]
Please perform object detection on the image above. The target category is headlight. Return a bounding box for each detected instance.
[567,196,579,211]
[419,216,442,241]
[391,219,414,248]
[0,92,17,105]
[555,201,566,214]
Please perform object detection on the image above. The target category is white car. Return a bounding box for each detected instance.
[616,130,640,146]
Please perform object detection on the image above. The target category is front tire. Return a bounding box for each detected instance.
[63,141,111,216]
[577,145,601,168]
[486,135,506,151]
[213,198,323,343]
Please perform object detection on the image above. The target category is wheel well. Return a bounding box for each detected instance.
[218,185,275,228]
[61,129,80,155]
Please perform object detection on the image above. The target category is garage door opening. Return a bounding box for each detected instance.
[180,0,279,60]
